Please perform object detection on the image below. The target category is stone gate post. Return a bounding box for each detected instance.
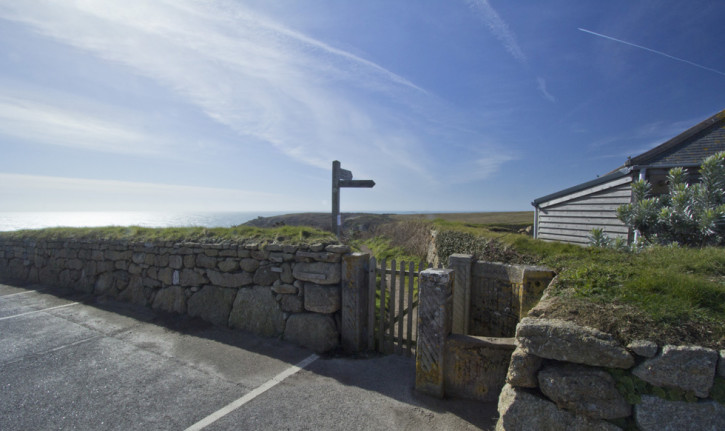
[448,254,472,335]
[341,253,370,353]
[519,267,556,320]
[415,268,454,398]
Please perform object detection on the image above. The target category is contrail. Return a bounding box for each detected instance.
[578,28,725,77]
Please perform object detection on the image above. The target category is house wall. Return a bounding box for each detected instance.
[536,176,632,246]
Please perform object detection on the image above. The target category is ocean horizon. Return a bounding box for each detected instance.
[0,210,492,232]
[0,211,288,232]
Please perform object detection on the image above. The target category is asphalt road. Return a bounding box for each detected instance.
[0,282,498,430]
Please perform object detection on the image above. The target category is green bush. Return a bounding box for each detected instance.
[617,151,725,246]
[435,229,526,264]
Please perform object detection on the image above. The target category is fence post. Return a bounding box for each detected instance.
[448,253,472,335]
[415,268,454,398]
[341,253,370,353]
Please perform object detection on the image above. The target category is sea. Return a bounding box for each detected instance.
[0,211,287,232]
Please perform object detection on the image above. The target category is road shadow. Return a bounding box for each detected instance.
[0,279,498,430]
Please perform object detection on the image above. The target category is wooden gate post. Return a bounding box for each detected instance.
[415,268,454,398]
[341,252,370,353]
[332,161,341,238]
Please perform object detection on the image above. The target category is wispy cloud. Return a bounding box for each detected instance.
[445,151,517,185]
[0,0,518,189]
[588,116,702,161]
[465,1,557,103]
[0,93,170,155]
[465,0,526,64]
[474,153,517,177]
[536,77,556,103]
[0,173,282,211]
[0,0,430,171]
[579,28,725,77]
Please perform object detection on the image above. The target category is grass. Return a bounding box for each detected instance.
[355,215,725,348]
[481,229,725,348]
[396,211,533,226]
[351,236,424,263]
[0,225,336,244]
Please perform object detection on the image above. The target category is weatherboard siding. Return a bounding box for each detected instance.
[536,179,632,246]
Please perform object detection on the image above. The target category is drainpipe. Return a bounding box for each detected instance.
[532,204,539,239]
[633,167,647,243]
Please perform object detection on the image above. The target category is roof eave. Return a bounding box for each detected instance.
[532,167,633,207]
[629,109,725,165]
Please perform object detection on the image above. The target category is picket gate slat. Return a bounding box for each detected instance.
[405,261,416,357]
[378,258,386,352]
[367,257,422,356]
[367,256,377,351]
[396,261,405,355]
[387,259,396,354]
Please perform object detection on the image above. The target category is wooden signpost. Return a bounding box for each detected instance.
[332,160,375,237]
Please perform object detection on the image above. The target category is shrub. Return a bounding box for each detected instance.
[370,220,431,258]
[435,229,527,264]
[587,228,611,248]
[617,151,725,246]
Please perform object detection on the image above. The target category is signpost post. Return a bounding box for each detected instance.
[332,160,375,238]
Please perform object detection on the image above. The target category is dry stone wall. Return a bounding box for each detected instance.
[0,238,350,353]
[498,316,725,430]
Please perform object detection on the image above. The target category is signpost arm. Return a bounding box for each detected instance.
[332,160,374,239]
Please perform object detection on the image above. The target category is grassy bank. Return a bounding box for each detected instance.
[356,216,725,349]
[0,225,336,244]
[396,211,533,233]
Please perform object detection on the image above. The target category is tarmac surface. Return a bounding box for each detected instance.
[0,282,498,430]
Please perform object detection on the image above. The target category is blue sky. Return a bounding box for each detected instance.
[1,0,724,213]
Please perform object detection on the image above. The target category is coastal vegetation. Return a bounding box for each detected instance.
[2,208,723,348]
[355,214,725,349]
[0,225,335,244]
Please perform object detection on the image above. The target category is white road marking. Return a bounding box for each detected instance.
[0,290,39,299]
[184,353,320,431]
[0,302,79,321]
[0,335,101,368]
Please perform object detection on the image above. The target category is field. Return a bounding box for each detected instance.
[242,211,534,234]
[394,211,533,226]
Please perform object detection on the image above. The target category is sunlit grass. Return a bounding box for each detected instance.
[350,235,425,262]
[358,216,725,345]
[0,225,336,244]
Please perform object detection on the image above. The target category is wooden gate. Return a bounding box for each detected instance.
[367,258,437,356]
